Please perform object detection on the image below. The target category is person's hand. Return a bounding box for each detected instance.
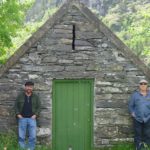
[17,114,23,119]
[131,112,135,117]
[31,115,36,119]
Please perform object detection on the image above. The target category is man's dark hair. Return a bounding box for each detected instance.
[25,81,34,86]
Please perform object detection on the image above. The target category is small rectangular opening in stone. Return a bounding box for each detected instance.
[72,24,76,50]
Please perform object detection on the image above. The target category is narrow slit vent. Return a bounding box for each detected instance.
[72,24,76,50]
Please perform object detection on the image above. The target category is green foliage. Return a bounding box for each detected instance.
[102,1,150,66]
[0,133,150,150]
[0,6,57,64]
[36,145,52,150]
[0,133,135,150]
[0,132,18,149]
[96,142,150,150]
[0,0,34,59]
[119,4,150,56]
[0,132,51,150]
[98,143,134,150]
[99,143,134,150]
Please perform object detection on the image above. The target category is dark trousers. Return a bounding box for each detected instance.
[134,118,150,150]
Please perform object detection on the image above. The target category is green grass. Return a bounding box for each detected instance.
[0,133,134,150]
[95,143,134,150]
[0,133,149,150]
[0,132,18,150]
[96,142,150,150]
[0,132,51,150]
[36,145,52,150]
[0,134,136,150]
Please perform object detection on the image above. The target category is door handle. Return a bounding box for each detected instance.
[68,145,72,150]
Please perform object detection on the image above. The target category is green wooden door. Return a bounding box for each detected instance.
[52,79,93,150]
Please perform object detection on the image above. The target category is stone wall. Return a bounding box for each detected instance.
[0,4,147,147]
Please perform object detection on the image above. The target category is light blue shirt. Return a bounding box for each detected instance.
[129,90,150,123]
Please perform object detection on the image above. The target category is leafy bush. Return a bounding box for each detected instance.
[102,1,150,66]
[0,6,57,64]
[0,0,34,57]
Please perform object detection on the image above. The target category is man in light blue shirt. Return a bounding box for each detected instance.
[129,79,150,150]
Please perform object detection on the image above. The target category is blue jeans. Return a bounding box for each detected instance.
[134,118,150,150]
[18,118,37,150]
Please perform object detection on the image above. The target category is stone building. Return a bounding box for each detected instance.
[0,0,150,149]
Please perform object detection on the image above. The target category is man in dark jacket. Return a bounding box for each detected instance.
[15,81,41,150]
[129,79,150,150]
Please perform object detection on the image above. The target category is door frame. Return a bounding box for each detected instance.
[52,79,94,150]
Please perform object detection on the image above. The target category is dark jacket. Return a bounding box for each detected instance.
[14,92,41,117]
